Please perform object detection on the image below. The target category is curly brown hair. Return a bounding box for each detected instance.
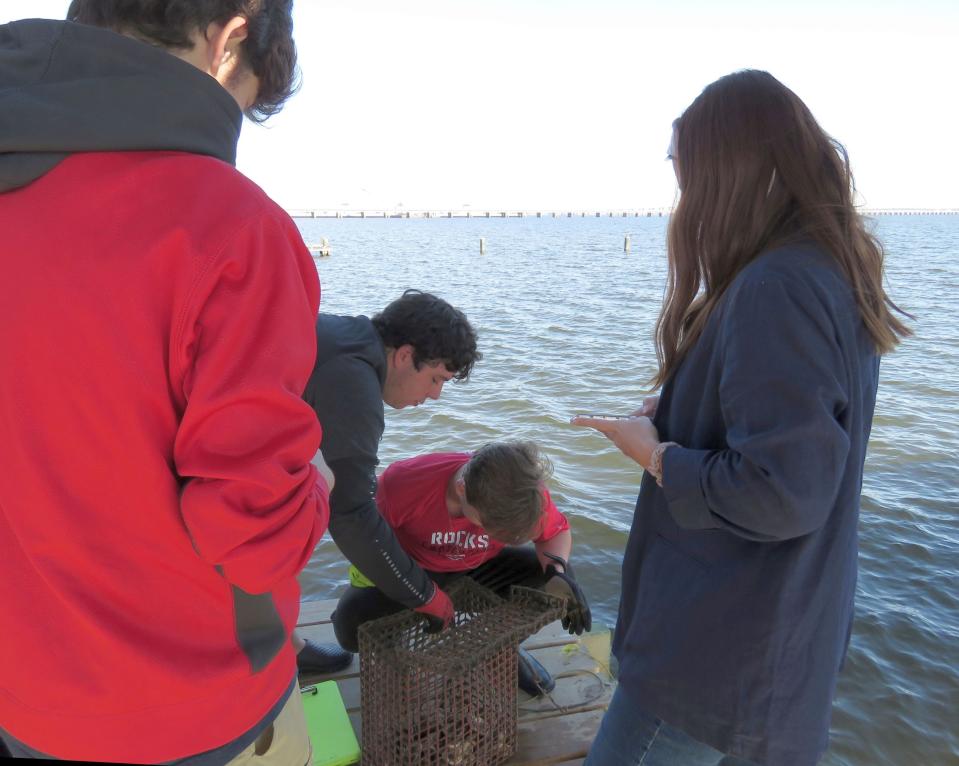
[371,290,481,381]
[66,0,298,122]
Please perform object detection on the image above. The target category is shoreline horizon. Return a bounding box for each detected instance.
[286,206,959,219]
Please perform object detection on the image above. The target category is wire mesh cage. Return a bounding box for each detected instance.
[358,579,565,766]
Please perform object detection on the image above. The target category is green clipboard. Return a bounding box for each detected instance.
[300,681,361,766]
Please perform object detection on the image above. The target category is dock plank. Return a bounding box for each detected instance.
[507,708,604,764]
[297,597,338,626]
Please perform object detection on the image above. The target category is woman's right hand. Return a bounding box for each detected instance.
[570,413,661,470]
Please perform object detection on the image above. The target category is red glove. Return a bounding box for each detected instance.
[413,583,454,633]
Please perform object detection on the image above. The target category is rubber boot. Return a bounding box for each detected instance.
[517,647,555,696]
[296,639,353,676]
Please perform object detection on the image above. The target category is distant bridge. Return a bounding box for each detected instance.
[287,208,958,219]
[287,209,673,219]
[861,209,959,216]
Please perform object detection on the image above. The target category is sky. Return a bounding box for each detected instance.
[3,1,957,210]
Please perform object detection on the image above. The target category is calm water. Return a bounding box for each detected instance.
[295,214,959,766]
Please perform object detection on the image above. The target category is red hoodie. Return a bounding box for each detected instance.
[0,151,330,762]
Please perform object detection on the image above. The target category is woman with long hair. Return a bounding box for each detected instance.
[574,70,910,766]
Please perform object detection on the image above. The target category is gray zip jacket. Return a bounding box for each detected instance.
[303,314,435,608]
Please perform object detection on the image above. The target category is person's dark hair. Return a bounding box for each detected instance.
[654,69,912,387]
[463,441,552,545]
[66,0,298,122]
[371,289,480,381]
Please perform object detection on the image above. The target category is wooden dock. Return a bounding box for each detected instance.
[296,597,615,765]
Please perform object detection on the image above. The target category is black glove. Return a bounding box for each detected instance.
[542,552,592,635]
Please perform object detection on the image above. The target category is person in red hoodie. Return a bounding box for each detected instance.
[0,3,334,764]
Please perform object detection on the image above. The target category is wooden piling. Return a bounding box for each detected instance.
[309,237,331,257]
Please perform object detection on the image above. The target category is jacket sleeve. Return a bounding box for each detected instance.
[304,353,434,608]
[173,211,330,594]
[327,458,435,608]
[662,273,852,542]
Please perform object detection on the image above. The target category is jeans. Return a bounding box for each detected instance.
[584,686,759,766]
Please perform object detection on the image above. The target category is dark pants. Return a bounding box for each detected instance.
[332,546,546,653]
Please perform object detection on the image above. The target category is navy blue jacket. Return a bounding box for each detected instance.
[614,243,879,765]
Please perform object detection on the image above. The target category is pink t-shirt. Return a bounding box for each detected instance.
[376,452,569,573]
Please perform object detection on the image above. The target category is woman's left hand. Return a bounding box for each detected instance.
[570,414,661,469]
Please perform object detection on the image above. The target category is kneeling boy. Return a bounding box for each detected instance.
[331,440,591,694]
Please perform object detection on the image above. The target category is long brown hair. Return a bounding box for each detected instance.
[653,69,911,387]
